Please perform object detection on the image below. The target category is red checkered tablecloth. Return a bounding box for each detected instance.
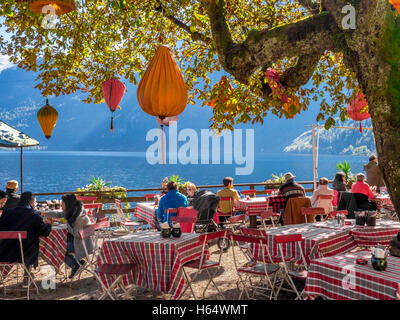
[234,197,269,215]
[251,223,357,265]
[96,231,207,299]
[39,225,68,272]
[135,202,156,229]
[304,250,400,300]
[350,220,400,247]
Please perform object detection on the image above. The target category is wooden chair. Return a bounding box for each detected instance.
[0,231,39,300]
[301,207,325,223]
[181,230,228,300]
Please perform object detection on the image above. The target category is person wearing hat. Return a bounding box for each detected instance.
[3,180,20,211]
[278,172,306,199]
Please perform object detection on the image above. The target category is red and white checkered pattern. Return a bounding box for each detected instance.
[39,225,68,272]
[350,220,400,247]
[235,197,269,215]
[252,223,357,265]
[268,195,287,213]
[96,231,207,299]
[304,250,400,300]
[135,202,156,229]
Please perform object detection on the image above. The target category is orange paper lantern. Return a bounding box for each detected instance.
[37,99,58,139]
[28,0,76,15]
[137,45,188,164]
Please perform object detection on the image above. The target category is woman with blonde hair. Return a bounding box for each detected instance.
[311,177,334,217]
[186,182,197,206]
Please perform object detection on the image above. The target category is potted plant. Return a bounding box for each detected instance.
[264,173,284,190]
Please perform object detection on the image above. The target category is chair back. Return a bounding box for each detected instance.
[274,233,307,270]
[301,207,325,223]
[242,190,257,197]
[228,214,246,224]
[178,207,198,218]
[145,194,158,201]
[284,197,311,225]
[354,193,370,210]
[196,230,228,271]
[170,216,197,233]
[77,196,97,203]
[0,231,27,240]
[165,208,179,223]
[84,203,103,223]
[241,227,266,237]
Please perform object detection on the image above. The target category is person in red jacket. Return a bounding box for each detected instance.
[351,173,375,199]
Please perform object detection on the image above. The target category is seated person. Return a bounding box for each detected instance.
[157,181,188,225]
[364,155,385,192]
[186,182,197,207]
[3,180,20,210]
[279,172,306,198]
[332,172,347,206]
[217,177,240,214]
[0,190,7,213]
[351,173,375,199]
[311,177,334,215]
[0,192,51,283]
[42,194,94,279]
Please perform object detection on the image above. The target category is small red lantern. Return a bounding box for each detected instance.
[347,92,371,132]
[102,78,127,132]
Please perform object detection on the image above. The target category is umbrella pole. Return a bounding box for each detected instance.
[20,146,23,194]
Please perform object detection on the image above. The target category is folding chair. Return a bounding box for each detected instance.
[241,190,257,198]
[273,234,308,300]
[301,207,325,223]
[316,194,334,219]
[178,207,198,219]
[83,203,103,223]
[170,216,197,233]
[165,208,179,224]
[180,230,228,300]
[115,199,142,232]
[259,209,281,229]
[96,263,136,300]
[73,219,118,299]
[230,233,279,300]
[77,196,97,203]
[0,231,39,300]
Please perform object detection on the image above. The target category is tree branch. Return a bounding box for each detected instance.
[154,4,212,44]
[297,0,320,13]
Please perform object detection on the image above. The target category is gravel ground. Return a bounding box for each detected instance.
[0,236,300,300]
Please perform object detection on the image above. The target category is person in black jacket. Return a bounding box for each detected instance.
[0,192,51,281]
[0,190,7,211]
[3,180,20,210]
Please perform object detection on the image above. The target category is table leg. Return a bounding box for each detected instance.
[249,215,258,228]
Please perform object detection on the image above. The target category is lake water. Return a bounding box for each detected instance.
[0,151,368,198]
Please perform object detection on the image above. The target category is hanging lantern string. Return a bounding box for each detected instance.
[111,116,114,132]
[161,123,165,165]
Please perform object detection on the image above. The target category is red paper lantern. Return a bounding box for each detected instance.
[102,78,127,132]
[389,0,400,14]
[347,92,371,132]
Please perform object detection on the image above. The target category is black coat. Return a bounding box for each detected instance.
[3,191,20,210]
[0,205,51,266]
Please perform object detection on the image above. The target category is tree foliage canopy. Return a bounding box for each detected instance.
[0,0,368,131]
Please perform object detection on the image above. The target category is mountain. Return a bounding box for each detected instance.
[0,60,374,155]
[283,119,376,156]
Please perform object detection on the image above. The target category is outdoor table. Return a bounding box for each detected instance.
[39,224,68,273]
[349,220,400,247]
[235,197,270,228]
[96,231,207,299]
[303,250,400,300]
[135,202,157,229]
[251,223,357,265]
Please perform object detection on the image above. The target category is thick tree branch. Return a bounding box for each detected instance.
[154,4,212,44]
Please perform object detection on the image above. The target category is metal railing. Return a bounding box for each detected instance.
[34,180,317,215]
